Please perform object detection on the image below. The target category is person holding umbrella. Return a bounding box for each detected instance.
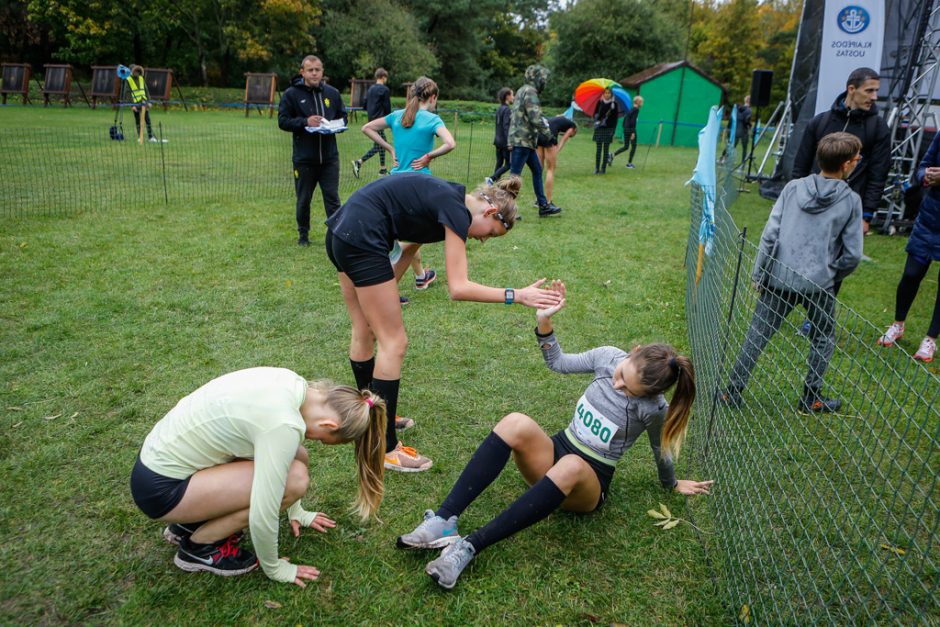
[573,79,632,175]
[592,88,618,174]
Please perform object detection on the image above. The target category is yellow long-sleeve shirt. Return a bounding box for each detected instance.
[140,367,318,583]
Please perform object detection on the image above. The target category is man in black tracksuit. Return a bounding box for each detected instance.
[278,55,347,245]
[792,67,891,235]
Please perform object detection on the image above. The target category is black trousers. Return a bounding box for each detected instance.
[294,160,341,235]
[491,147,511,181]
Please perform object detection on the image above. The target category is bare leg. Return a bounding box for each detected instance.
[410,249,424,278]
[339,272,376,362]
[542,147,558,203]
[161,458,310,543]
[492,412,600,512]
[394,243,423,281]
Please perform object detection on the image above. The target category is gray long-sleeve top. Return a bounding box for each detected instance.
[537,330,677,489]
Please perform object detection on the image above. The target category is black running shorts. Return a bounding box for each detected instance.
[550,429,614,511]
[130,456,191,519]
[325,229,395,287]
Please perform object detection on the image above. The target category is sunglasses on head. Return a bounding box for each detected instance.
[480,192,512,230]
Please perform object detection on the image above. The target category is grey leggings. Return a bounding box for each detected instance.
[729,287,836,394]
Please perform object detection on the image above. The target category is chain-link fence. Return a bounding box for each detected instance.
[685,156,938,623]
[0,112,510,217]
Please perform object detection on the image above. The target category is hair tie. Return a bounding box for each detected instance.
[364,397,374,408]
[669,357,678,371]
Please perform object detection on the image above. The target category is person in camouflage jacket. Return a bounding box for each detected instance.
[508,65,560,217]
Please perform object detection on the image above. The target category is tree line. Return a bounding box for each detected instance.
[1,0,800,106]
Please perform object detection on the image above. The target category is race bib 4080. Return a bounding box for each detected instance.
[571,394,618,452]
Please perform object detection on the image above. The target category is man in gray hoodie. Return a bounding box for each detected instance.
[721,132,864,413]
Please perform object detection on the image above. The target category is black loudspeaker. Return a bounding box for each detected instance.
[750,69,773,107]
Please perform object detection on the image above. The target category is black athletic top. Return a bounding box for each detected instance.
[538,116,577,147]
[326,173,471,252]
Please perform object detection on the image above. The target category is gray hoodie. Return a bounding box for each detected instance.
[753,174,863,292]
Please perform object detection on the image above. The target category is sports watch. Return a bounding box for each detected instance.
[504,288,515,305]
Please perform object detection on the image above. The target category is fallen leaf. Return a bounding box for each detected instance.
[659,503,672,518]
[285,280,293,287]
[739,603,751,624]
[263,600,282,609]
[647,509,667,519]
[653,519,670,527]
[68,412,79,419]
[44,413,62,421]
[662,519,680,530]
[13,422,22,428]
[580,613,600,623]
[880,543,905,556]
[8,406,23,411]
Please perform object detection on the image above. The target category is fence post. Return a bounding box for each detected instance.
[158,122,168,205]
[703,225,747,461]
[466,122,473,184]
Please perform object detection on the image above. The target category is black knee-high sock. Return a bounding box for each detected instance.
[437,432,512,519]
[371,378,399,451]
[350,357,375,390]
[465,476,566,554]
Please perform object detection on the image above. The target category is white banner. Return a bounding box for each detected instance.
[814,0,885,115]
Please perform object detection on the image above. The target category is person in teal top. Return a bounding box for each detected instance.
[362,76,456,174]
[362,77,457,297]
[130,367,387,585]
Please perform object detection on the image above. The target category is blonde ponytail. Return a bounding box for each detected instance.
[313,382,386,520]
[629,346,696,461]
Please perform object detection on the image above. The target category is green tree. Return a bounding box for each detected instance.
[313,0,437,97]
[544,0,683,105]
[691,0,761,102]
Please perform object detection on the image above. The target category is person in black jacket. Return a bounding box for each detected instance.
[592,89,618,174]
[488,87,513,183]
[609,95,643,168]
[734,95,752,165]
[792,67,890,235]
[278,55,348,246]
[352,68,392,179]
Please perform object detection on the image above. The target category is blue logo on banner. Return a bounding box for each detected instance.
[838,6,870,34]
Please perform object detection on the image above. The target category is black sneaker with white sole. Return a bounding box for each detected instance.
[174,535,258,576]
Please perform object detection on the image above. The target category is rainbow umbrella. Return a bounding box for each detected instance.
[573,78,632,117]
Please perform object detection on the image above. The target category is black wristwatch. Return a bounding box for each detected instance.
[504,288,515,305]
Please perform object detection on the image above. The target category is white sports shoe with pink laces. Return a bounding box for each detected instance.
[913,336,936,363]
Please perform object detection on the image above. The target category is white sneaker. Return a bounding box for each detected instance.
[914,337,936,363]
[877,322,904,347]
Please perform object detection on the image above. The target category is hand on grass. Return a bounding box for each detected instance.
[536,280,566,320]
[516,279,563,309]
[674,479,714,496]
[281,557,321,588]
[290,512,336,537]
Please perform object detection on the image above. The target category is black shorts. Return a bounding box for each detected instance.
[130,456,191,519]
[550,429,614,511]
[324,229,395,287]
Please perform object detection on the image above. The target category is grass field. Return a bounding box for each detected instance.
[0,105,931,624]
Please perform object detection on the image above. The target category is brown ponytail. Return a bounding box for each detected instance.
[401,77,439,128]
[313,382,386,520]
[629,345,697,461]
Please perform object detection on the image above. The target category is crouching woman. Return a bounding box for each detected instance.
[131,367,385,586]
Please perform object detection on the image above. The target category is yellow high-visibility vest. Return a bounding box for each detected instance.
[127,75,147,103]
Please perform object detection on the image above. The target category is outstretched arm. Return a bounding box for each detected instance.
[443,227,561,308]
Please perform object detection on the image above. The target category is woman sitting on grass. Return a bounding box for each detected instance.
[325,174,561,473]
[130,367,385,586]
[396,282,713,589]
